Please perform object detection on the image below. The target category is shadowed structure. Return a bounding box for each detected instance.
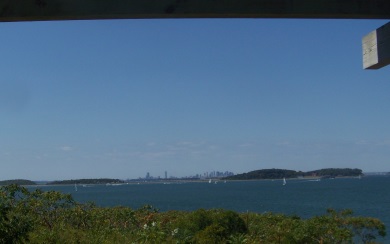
[363,22,390,69]
[0,0,390,22]
[0,0,389,69]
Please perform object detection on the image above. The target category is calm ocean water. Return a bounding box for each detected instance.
[32,176,390,239]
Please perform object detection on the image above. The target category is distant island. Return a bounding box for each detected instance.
[223,168,363,180]
[49,178,125,185]
[0,178,125,186]
[0,179,36,186]
[0,168,369,186]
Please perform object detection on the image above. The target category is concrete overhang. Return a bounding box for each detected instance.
[0,0,390,22]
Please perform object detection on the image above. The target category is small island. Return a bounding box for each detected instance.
[49,178,125,185]
[0,178,126,186]
[223,168,363,180]
[0,179,37,186]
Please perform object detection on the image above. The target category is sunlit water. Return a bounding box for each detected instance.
[32,176,390,240]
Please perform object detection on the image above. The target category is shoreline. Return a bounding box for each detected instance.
[24,175,366,187]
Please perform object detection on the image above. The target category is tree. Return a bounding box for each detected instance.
[0,185,33,243]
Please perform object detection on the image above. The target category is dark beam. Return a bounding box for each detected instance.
[1,0,390,22]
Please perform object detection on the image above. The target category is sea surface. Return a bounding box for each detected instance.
[32,176,390,240]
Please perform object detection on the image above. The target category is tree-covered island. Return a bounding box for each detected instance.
[0,179,36,186]
[223,168,363,180]
[49,178,125,185]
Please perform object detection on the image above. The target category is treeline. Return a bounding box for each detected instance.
[306,168,363,177]
[49,178,124,185]
[0,185,386,243]
[224,168,362,180]
[224,169,299,180]
[0,178,125,186]
[0,179,36,185]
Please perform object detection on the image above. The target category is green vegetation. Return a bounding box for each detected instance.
[305,168,363,178]
[49,178,124,185]
[224,169,300,180]
[224,168,363,180]
[0,185,386,243]
[0,179,36,186]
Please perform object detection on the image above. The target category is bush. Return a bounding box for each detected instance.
[0,186,387,244]
[173,209,248,243]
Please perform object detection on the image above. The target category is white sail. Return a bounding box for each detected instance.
[283,178,286,185]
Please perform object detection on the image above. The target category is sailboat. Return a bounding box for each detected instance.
[283,178,286,186]
[74,183,78,191]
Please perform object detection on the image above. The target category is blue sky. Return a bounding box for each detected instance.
[1,19,389,180]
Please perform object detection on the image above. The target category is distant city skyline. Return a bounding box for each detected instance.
[139,170,234,180]
[1,19,390,181]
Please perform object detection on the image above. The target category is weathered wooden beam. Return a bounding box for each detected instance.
[363,22,390,69]
[1,0,390,22]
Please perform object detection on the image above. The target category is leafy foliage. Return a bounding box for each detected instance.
[0,185,386,243]
[0,185,33,243]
